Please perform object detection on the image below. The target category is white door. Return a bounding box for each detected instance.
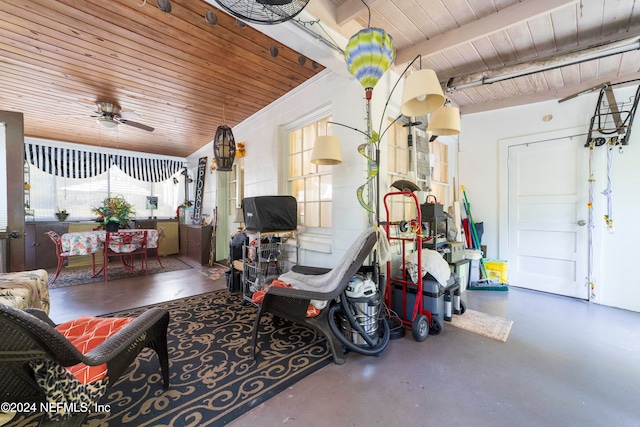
[508,137,589,299]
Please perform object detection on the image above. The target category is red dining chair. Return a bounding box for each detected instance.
[45,231,98,284]
[103,231,148,282]
[44,231,71,284]
[147,227,165,268]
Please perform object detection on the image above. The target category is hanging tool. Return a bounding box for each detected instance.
[461,185,488,279]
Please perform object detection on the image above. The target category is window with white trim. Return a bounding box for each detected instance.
[228,162,243,212]
[288,116,333,228]
[387,121,451,221]
[426,135,449,205]
[386,118,414,222]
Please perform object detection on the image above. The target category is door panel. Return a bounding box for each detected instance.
[0,111,26,272]
[508,137,588,299]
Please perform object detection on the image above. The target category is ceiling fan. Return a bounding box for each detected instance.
[90,101,154,132]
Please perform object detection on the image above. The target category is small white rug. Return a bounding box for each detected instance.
[450,309,514,342]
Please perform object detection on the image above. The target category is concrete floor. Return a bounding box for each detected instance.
[49,264,640,427]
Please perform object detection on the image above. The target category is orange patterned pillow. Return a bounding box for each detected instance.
[55,316,135,383]
[252,279,321,317]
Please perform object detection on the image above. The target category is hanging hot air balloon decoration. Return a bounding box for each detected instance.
[344,28,396,101]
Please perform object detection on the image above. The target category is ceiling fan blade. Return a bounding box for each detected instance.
[119,119,154,132]
[119,110,140,120]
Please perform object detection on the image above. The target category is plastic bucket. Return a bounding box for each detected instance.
[485,259,508,284]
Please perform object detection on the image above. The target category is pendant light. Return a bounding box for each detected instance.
[213,104,236,171]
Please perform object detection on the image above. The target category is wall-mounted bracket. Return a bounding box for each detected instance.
[585,84,640,147]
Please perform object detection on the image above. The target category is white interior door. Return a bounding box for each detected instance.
[508,137,589,299]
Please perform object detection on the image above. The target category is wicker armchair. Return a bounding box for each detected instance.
[249,228,378,365]
[0,304,170,426]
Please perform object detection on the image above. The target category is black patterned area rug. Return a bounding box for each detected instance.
[47,256,194,289]
[8,290,332,427]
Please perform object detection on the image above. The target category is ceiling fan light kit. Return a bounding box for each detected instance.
[92,101,154,132]
[97,117,119,130]
[213,0,310,25]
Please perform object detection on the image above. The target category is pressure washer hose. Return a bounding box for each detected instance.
[327,290,390,356]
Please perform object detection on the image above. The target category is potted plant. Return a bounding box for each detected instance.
[92,195,135,232]
[54,209,69,221]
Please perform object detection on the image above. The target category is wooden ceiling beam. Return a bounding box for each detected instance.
[336,0,385,26]
[459,71,640,115]
[395,0,579,65]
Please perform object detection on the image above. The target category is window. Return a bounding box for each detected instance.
[228,162,243,216]
[27,164,181,222]
[23,142,183,222]
[427,136,449,205]
[288,116,333,228]
[386,121,451,222]
[386,118,415,222]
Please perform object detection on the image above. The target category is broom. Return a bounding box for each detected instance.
[461,186,506,290]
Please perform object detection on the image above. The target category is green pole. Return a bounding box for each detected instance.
[461,185,488,280]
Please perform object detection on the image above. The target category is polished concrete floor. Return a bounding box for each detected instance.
[49,263,640,427]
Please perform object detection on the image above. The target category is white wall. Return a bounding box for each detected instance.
[459,86,640,312]
[189,70,395,268]
[190,69,640,313]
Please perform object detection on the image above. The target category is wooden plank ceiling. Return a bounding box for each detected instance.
[1,0,640,157]
[309,0,640,114]
[0,0,323,157]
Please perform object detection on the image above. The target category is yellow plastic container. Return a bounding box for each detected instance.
[484,260,508,284]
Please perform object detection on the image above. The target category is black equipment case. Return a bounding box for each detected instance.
[391,274,459,322]
[242,196,297,232]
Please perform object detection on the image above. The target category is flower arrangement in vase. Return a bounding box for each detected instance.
[92,195,135,231]
[54,209,69,222]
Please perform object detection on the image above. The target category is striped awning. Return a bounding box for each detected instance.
[25,143,183,182]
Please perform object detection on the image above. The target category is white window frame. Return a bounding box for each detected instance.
[280,106,334,252]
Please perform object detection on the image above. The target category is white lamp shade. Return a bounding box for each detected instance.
[427,105,461,136]
[311,136,343,165]
[401,69,445,117]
